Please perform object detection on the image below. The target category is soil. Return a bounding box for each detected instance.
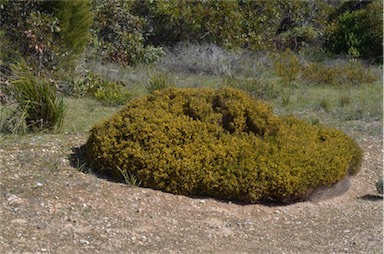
[0,120,382,254]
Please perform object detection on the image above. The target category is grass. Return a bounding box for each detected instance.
[6,71,67,134]
[270,81,382,124]
[116,165,142,187]
[62,97,121,133]
[146,70,176,93]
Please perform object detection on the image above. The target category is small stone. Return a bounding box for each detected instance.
[79,239,90,245]
[37,222,48,230]
[6,193,25,205]
[74,226,92,234]
[11,218,27,224]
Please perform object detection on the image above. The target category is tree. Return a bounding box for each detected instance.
[52,0,93,69]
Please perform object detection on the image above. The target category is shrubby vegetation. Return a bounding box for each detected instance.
[85,87,362,203]
[88,0,164,66]
[0,0,92,72]
[325,0,383,63]
[1,0,382,73]
[0,0,381,199]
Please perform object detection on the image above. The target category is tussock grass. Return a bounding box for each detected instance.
[4,70,67,134]
[146,70,176,93]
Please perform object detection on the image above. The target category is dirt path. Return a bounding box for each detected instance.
[0,121,382,253]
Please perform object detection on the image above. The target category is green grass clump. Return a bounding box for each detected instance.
[146,71,176,93]
[85,87,362,203]
[94,81,131,106]
[7,71,66,133]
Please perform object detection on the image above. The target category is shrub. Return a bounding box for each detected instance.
[51,0,93,70]
[0,0,92,73]
[89,0,164,65]
[58,69,132,105]
[275,26,319,51]
[301,62,338,85]
[273,49,301,84]
[59,71,103,98]
[85,87,362,203]
[325,0,383,63]
[131,0,335,52]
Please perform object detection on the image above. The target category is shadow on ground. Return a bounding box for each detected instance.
[358,194,383,201]
[69,144,123,184]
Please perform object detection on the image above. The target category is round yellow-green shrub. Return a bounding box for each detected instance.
[85,87,362,203]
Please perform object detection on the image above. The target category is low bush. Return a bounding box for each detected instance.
[59,71,103,98]
[85,87,362,203]
[273,49,301,84]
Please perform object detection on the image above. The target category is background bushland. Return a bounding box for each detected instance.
[1,0,382,74]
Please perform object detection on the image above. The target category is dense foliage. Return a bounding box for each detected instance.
[89,0,164,65]
[325,0,383,63]
[85,87,362,203]
[130,0,332,51]
[1,0,382,70]
[0,0,92,72]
